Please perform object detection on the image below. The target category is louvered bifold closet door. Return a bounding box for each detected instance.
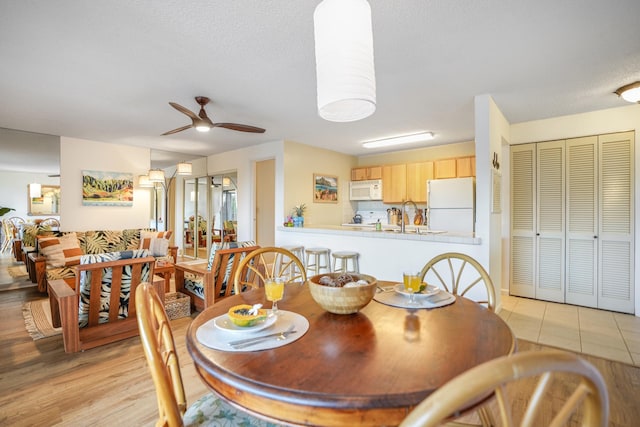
[598,131,634,313]
[565,136,598,308]
[536,140,565,303]
[510,144,536,298]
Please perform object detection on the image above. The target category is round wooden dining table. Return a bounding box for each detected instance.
[186,282,516,426]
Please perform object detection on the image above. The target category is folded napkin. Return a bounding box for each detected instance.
[196,310,309,352]
[374,287,455,309]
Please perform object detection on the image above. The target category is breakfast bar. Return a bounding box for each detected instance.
[277,225,482,284]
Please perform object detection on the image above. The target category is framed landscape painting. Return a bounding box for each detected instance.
[313,174,338,203]
[82,170,134,206]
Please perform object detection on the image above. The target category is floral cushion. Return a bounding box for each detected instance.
[21,224,54,247]
[183,240,257,299]
[77,249,152,327]
[46,266,77,289]
[183,393,280,427]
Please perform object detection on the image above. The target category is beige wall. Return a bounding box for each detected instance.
[59,137,151,231]
[284,141,356,226]
[356,140,475,166]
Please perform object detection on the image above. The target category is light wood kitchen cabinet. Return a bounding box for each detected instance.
[351,166,382,181]
[406,161,433,203]
[434,158,457,178]
[382,164,407,203]
[456,156,476,177]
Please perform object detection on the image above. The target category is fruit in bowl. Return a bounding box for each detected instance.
[227,304,268,327]
[308,273,377,314]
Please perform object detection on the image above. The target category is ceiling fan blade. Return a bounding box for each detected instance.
[169,102,200,121]
[213,123,266,133]
[161,124,193,136]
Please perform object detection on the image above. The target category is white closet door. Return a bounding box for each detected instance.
[565,136,598,308]
[536,140,565,303]
[598,132,634,313]
[510,144,536,298]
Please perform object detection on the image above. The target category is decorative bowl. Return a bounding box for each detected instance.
[307,273,377,314]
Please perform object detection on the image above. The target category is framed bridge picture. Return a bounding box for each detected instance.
[313,174,338,203]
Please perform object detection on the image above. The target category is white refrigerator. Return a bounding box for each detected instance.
[427,177,475,233]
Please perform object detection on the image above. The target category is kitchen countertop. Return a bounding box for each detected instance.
[278,224,481,245]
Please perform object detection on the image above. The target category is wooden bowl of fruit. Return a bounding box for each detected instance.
[308,273,377,314]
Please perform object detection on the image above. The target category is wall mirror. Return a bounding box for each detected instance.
[28,184,60,215]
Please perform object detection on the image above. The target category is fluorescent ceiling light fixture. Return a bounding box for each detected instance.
[148,169,165,182]
[29,183,42,198]
[314,0,376,122]
[362,132,435,149]
[615,81,640,103]
[176,162,192,175]
[138,175,154,188]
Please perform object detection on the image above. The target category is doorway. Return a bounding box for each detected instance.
[255,159,275,246]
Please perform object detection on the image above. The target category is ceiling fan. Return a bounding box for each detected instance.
[162,96,266,136]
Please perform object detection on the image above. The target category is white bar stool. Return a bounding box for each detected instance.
[332,251,360,274]
[281,245,305,277]
[305,247,331,275]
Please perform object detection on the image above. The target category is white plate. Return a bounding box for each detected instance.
[394,283,440,298]
[213,312,277,333]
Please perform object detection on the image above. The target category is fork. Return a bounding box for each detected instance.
[229,325,296,349]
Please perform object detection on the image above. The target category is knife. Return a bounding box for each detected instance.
[228,325,296,347]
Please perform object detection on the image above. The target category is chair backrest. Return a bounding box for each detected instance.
[39,217,60,228]
[233,246,307,294]
[76,249,155,327]
[135,282,186,427]
[209,245,260,300]
[420,252,496,310]
[399,350,609,427]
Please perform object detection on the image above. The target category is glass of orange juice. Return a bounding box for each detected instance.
[403,271,421,305]
[264,277,285,315]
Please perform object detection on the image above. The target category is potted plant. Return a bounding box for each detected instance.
[291,204,306,227]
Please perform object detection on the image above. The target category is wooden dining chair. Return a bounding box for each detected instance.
[399,350,609,427]
[420,252,496,311]
[233,246,307,294]
[134,283,280,427]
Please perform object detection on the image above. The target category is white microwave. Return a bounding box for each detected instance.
[349,179,383,201]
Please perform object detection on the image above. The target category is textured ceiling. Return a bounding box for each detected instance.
[1,0,639,172]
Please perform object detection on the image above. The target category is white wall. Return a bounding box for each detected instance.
[0,171,59,220]
[507,103,640,315]
[59,137,151,231]
[207,140,285,242]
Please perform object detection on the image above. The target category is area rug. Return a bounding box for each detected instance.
[7,265,28,278]
[22,299,61,340]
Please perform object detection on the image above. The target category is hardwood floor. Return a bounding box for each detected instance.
[1,252,640,426]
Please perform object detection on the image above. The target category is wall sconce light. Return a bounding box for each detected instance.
[314,0,376,122]
[614,81,640,103]
[362,132,434,149]
[29,183,42,198]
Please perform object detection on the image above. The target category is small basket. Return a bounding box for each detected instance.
[164,292,191,320]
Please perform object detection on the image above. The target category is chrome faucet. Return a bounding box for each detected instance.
[400,200,418,233]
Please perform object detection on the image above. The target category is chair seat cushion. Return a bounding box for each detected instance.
[183,393,280,427]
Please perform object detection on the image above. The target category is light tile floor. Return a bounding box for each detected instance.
[499,293,640,366]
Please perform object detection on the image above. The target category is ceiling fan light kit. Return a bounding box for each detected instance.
[314,0,376,122]
[362,132,435,149]
[615,81,640,103]
[162,96,265,135]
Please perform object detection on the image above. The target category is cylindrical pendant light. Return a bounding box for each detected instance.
[29,183,42,198]
[314,0,376,122]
